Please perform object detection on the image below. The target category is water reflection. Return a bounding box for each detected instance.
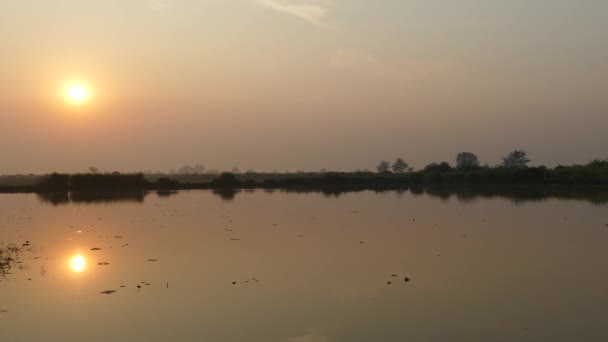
[261,186,608,205]
[37,191,145,205]
[212,188,241,201]
[1,190,608,341]
[31,186,608,205]
[70,255,86,273]
[156,190,179,198]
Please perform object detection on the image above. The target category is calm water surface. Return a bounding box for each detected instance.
[1,190,607,341]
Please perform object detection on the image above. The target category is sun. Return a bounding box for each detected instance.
[70,255,86,273]
[64,83,90,105]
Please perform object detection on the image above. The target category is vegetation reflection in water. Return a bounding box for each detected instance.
[33,186,608,206]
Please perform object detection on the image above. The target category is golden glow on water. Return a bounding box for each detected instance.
[70,255,86,273]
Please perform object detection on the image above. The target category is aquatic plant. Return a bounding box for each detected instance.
[0,244,23,279]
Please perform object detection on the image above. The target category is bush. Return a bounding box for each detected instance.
[211,172,242,187]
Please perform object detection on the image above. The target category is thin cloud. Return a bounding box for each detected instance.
[256,0,332,26]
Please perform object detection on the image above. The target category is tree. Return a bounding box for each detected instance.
[455,152,480,170]
[88,166,99,174]
[587,159,608,167]
[501,150,530,168]
[211,172,242,187]
[192,164,205,174]
[376,160,391,173]
[177,163,205,174]
[423,162,453,173]
[391,158,411,173]
[177,165,193,174]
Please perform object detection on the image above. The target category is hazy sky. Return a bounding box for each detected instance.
[1,0,607,174]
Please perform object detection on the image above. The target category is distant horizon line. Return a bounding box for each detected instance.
[1,158,607,177]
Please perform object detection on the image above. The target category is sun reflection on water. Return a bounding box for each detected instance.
[70,255,86,273]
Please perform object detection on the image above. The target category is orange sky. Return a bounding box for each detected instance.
[1,1,607,173]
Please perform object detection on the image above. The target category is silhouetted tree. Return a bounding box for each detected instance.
[455,152,480,170]
[587,159,608,167]
[423,162,453,173]
[88,166,99,174]
[177,163,205,174]
[391,158,411,173]
[501,150,530,168]
[38,173,70,189]
[376,160,391,173]
[211,172,242,188]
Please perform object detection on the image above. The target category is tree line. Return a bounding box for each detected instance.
[376,150,534,173]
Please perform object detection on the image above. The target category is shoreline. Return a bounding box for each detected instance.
[1,170,608,193]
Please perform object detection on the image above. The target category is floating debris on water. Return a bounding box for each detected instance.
[404,277,411,282]
[147,259,158,262]
[114,235,123,239]
[243,277,259,284]
[90,247,102,251]
[97,262,110,266]
[99,290,116,295]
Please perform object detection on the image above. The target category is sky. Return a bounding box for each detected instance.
[0,0,607,174]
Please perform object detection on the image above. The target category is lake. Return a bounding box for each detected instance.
[1,189,607,341]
